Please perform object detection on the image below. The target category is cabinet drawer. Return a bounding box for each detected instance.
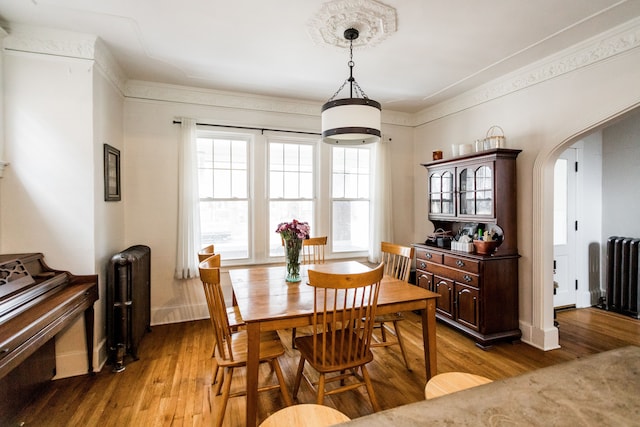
[444,254,479,274]
[426,263,480,288]
[416,248,443,264]
[448,269,480,288]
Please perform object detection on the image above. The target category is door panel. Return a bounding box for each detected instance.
[456,284,480,331]
[434,276,454,318]
[553,149,577,308]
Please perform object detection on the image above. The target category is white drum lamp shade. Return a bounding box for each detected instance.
[322,98,381,144]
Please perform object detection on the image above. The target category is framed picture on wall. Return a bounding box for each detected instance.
[104,144,121,201]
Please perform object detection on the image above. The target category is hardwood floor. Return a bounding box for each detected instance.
[11,307,640,426]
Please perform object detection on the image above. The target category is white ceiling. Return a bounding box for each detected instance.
[1,0,640,114]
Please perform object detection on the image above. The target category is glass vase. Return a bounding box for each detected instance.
[284,237,302,282]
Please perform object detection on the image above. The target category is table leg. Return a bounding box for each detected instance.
[421,299,437,380]
[246,322,260,427]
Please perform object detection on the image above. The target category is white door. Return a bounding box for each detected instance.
[553,149,577,308]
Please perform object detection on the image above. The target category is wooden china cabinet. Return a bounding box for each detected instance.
[415,148,522,349]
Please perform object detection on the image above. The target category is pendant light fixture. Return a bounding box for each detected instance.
[321,28,381,145]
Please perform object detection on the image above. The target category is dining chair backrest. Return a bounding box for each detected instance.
[380,242,414,282]
[198,244,215,262]
[307,263,384,369]
[198,256,234,362]
[302,236,327,265]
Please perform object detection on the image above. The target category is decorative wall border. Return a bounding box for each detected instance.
[3,24,127,95]
[415,16,640,127]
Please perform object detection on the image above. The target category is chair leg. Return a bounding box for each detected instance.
[212,360,220,385]
[392,320,411,371]
[360,365,381,412]
[211,340,221,385]
[292,327,297,349]
[293,356,306,399]
[213,364,225,394]
[316,373,326,405]
[271,359,293,406]
[216,367,234,427]
[380,321,388,342]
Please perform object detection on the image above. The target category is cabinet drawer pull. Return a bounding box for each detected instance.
[456,260,465,267]
[426,253,432,260]
[463,275,472,282]
[419,262,426,269]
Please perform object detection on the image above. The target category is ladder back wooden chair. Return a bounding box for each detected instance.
[199,260,292,427]
[291,236,328,348]
[292,263,385,413]
[198,244,215,262]
[302,236,327,265]
[200,245,238,307]
[199,255,244,394]
[372,242,415,370]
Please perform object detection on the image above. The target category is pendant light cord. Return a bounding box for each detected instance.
[326,28,370,102]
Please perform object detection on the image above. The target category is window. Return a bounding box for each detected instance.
[196,130,373,263]
[268,141,315,256]
[332,147,371,252]
[197,134,249,260]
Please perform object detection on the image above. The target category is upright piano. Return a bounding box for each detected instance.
[0,253,98,424]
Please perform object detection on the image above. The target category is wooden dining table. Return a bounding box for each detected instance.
[228,261,440,427]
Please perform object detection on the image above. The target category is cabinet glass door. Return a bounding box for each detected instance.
[458,165,493,216]
[429,170,454,215]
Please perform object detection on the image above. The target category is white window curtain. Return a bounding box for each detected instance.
[368,136,394,263]
[175,118,202,279]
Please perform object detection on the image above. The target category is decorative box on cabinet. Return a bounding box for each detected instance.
[417,148,522,348]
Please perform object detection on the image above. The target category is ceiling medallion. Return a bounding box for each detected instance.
[307,0,397,49]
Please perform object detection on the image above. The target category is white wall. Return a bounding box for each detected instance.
[412,25,640,350]
[92,63,126,370]
[0,29,126,377]
[1,50,96,377]
[574,133,604,307]
[0,27,7,179]
[602,109,640,239]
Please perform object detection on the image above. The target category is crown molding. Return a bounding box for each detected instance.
[125,80,413,127]
[93,38,127,94]
[125,80,321,116]
[3,24,96,59]
[414,16,640,127]
[3,24,126,95]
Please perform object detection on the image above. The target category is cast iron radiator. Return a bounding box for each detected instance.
[606,236,640,318]
[107,245,151,371]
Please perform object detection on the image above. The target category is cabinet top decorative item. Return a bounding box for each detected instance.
[422,147,522,167]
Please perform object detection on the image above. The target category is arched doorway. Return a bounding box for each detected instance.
[532,104,640,350]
